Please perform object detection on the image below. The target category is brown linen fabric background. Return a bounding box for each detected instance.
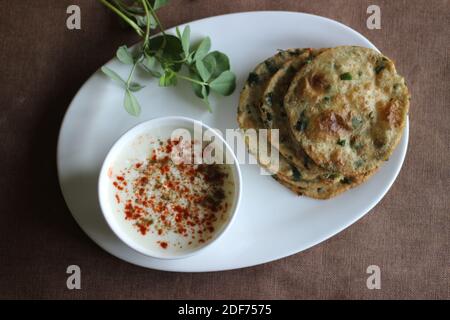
[0,0,448,299]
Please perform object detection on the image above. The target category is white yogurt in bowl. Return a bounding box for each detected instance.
[98,117,242,259]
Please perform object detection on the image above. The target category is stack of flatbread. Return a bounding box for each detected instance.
[237,46,409,199]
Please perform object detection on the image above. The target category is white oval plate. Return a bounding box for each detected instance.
[57,11,408,272]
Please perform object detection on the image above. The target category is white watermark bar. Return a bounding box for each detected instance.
[152,121,281,175]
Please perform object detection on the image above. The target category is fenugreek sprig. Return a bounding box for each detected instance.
[99,0,236,115]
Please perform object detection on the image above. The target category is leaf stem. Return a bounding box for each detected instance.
[177,74,207,86]
[146,0,166,36]
[171,57,188,64]
[140,0,151,48]
[126,61,138,88]
[98,0,144,36]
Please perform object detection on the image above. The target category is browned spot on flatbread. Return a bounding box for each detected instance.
[377,100,403,127]
[330,149,345,167]
[309,73,330,92]
[317,111,350,134]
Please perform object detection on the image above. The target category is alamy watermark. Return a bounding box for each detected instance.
[66,5,81,30]
[66,265,81,290]
[67,5,381,32]
[366,265,381,289]
[161,122,280,175]
[367,5,381,30]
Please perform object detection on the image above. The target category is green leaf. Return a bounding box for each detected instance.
[195,58,214,82]
[354,159,364,168]
[292,167,302,181]
[352,117,363,129]
[159,69,177,87]
[147,35,183,72]
[201,85,212,112]
[116,45,134,65]
[189,71,212,112]
[194,37,211,61]
[340,177,352,184]
[193,83,203,98]
[124,90,141,116]
[186,51,196,64]
[340,72,352,80]
[209,71,236,96]
[135,15,146,28]
[152,0,169,10]
[189,72,206,98]
[142,53,156,69]
[295,111,308,132]
[128,82,145,92]
[101,66,126,85]
[140,54,162,77]
[148,14,157,29]
[375,63,385,74]
[204,51,230,78]
[181,26,191,57]
[135,14,157,29]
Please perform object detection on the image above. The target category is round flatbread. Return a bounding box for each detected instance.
[284,46,410,175]
[238,48,305,132]
[257,48,340,181]
[237,49,375,199]
[237,48,325,187]
[241,95,377,199]
[272,168,376,199]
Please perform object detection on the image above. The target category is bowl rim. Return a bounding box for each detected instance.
[98,116,243,260]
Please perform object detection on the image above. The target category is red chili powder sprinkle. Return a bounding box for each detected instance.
[138,224,147,235]
[112,138,231,248]
[159,241,168,249]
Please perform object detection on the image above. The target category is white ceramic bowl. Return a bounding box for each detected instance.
[98,116,242,259]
